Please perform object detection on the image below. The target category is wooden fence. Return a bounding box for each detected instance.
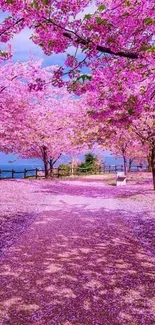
[0,164,149,180]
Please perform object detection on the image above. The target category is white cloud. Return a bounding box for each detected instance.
[8,27,68,66]
[10,28,82,65]
[11,28,45,61]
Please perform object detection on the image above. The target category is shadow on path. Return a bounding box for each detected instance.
[40,180,153,200]
[0,204,155,325]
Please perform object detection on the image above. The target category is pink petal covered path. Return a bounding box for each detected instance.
[0,175,155,325]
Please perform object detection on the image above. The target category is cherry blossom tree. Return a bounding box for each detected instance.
[108,130,148,174]
[0,59,59,161]
[0,1,154,189]
[85,61,155,187]
[88,121,147,174]
[0,62,89,178]
[0,1,154,124]
[14,102,77,178]
[131,112,155,188]
[0,2,154,119]
[1,2,153,145]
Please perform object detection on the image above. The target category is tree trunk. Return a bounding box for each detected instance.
[42,146,49,179]
[123,155,127,174]
[128,158,134,172]
[44,160,49,179]
[151,146,155,190]
[49,159,54,177]
[147,152,152,172]
[48,154,62,177]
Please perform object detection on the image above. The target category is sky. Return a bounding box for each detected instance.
[0,5,120,167]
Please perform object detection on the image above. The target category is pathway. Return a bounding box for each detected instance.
[0,176,155,324]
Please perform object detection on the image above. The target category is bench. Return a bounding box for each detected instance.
[116,172,126,186]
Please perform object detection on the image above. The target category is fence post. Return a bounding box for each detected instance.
[35,168,38,179]
[12,169,15,179]
[24,169,27,179]
[0,169,1,178]
[109,165,111,173]
[58,166,60,178]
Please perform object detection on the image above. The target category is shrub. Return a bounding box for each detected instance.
[58,164,71,176]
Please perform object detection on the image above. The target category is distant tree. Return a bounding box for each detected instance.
[79,153,101,174]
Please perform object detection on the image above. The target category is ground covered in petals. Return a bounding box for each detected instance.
[0,173,155,324]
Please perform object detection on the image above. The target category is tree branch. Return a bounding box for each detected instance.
[48,153,62,166]
[63,31,138,59]
[0,75,18,94]
[0,18,24,37]
[43,18,139,59]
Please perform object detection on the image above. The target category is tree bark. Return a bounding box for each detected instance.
[44,18,138,59]
[49,159,54,177]
[147,152,152,172]
[123,155,127,174]
[151,146,155,190]
[42,146,49,179]
[128,158,134,171]
[62,32,138,59]
[48,154,62,177]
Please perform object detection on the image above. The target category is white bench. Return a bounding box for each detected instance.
[116,172,126,186]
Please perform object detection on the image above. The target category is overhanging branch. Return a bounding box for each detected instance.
[44,18,139,59]
[63,33,138,59]
[0,18,24,37]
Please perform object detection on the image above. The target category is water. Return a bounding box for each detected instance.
[0,164,44,179]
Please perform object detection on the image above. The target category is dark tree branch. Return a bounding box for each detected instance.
[63,56,88,76]
[48,153,62,167]
[62,33,138,59]
[96,44,138,59]
[0,18,24,37]
[44,18,139,59]
[0,75,18,94]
